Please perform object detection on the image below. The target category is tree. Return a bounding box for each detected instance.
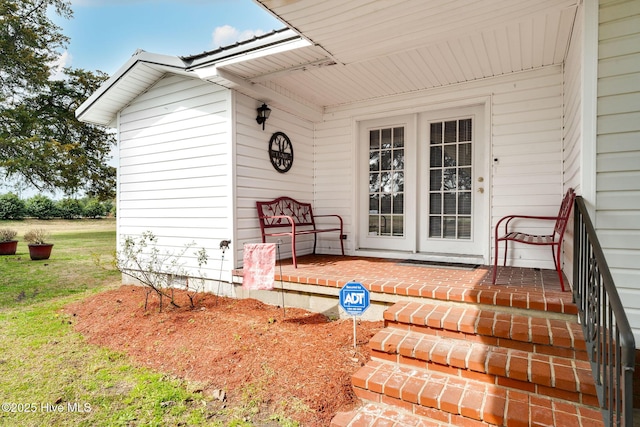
[0,0,71,103]
[0,192,26,219]
[57,197,83,219]
[25,194,57,219]
[0,0,116,199]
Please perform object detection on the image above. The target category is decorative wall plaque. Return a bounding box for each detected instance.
[268,131,294,173]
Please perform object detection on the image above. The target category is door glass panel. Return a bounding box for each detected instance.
[444,121,457,143]
[368,127,405,237]
[430,122,442,144]
[429,216,441,237]
[444,145,457,166]
[430,146,442,167]
[430,193,441,214]
[459,118,472,141]
[458,217,471,239]
[458,167,472,190]
[459,143,472,166]
[458,193,471,215]
[430,170,441,190]
[444,192,456,214]
[428,118,473,240]
[443,217,456,238]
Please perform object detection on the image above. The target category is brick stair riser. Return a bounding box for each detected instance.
[383,321,589,361]
[368,328,597,404]
[370,349,598,407]
[334,299,603,427]
[382,301,587,356]
[363,282,578,316]
[351,360,604,427]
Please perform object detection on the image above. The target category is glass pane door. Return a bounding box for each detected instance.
[428,118,473,240]
[368,127,404,237]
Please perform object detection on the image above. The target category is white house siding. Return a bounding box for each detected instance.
[117,75,234,281]
[317,66,564,269]
[597,0,640,343]
[233,92,315,266]
[562,1,586,286]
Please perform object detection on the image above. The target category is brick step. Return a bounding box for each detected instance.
[331,402,452,427]
[365,268,578,317]
[383,300,587,360]
[351,359,604,427]
[369,328,598,406]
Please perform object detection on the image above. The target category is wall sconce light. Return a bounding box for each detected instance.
[256,103,271,130]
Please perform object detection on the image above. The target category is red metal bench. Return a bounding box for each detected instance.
[492,188,576,291]
[256,196,344,268]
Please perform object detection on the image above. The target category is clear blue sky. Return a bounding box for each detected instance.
[53,0,285,75]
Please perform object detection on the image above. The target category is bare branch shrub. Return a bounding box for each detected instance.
[116,231,209,311]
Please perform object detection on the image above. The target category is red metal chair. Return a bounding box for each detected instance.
[492,188,576,291]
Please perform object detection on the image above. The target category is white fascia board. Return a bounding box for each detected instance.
[76,51,189,123]
[184,28,302,69]
[190,36,310,80]
[214,38,311,69]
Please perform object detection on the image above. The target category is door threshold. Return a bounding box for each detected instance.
[354,249,485,265]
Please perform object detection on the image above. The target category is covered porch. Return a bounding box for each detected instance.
[258,254,575,317]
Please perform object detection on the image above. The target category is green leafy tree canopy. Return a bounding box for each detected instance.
[0,0,116,199]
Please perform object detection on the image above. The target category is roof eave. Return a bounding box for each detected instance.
[76,50,189,126]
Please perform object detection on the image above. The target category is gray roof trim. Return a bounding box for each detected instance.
[76,30,307,125]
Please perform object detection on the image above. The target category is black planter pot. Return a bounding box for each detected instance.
[28,244,54,260]
[0,240,18,256]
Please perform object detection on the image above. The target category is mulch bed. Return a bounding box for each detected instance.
[66,285,383,426]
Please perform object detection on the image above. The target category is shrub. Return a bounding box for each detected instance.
[25,195,57,219]
[24,228,51,245]
[0,193,26,220]
[57,198,84,219]
[104,199,115,217]
[83,199,106,218]
[116,231,208,311]
[0,228,18,242]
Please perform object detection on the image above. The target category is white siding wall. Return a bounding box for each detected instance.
[234,92,315,266]
[562,1,586,285]
[597,0,640,343]
[117,75,234,279]
[317,66,564,268]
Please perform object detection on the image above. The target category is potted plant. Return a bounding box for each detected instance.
[24,228,54,260]
[0,228,18,255]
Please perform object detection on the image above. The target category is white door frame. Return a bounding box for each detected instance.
[417,104,489,261]
[353,96,491,264]
[357,114,417,252]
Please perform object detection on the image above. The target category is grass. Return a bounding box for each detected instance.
[0,298,212,426]
[0,219,299,426]
[0,219,117,308]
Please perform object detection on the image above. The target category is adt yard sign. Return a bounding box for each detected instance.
[339,282,370,316]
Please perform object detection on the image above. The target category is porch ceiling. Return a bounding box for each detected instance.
[232,0,579,108]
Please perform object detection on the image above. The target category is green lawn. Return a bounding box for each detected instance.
[0,219,274,427]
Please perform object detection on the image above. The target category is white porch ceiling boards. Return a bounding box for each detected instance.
[77,1,581,125]
[238,0,579,108]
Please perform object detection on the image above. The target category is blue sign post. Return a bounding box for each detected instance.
[339,282,370,347]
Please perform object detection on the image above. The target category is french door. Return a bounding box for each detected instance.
[358,115,416,252]
[358,106,487,260]
[418,106,486,256]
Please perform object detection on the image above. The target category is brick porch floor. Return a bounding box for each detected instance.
[272,254,576,316]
